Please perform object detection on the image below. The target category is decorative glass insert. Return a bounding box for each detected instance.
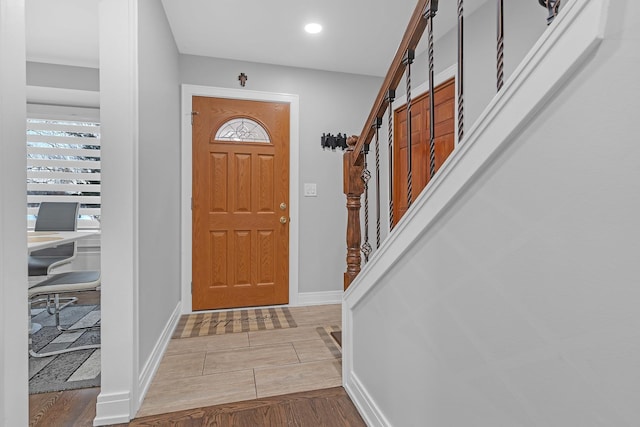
[214,118,270,143]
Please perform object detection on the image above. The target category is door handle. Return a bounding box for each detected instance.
[280,216,287,224]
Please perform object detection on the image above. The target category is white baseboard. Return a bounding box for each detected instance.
[296,290,343,306]
[136,301,182,412]
[94,301,181,425]
[344,372,391,427]
[93,391,131,426]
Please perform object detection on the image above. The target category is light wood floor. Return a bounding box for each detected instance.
[29,303,347,425]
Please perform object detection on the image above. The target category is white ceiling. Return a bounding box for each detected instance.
[26,0,487,77]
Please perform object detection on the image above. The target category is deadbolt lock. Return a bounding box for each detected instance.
[280,202,287,210]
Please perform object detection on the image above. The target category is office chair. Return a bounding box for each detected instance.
[29,202,80,276]
[28,270,101,357]
[28,202,80,313]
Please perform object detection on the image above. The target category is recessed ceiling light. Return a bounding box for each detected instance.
[304,23,322,34]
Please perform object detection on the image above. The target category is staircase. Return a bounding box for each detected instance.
[341,0,640,425]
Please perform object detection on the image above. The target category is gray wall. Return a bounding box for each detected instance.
[27,61,99,91]
[137,0,181,368]
[351,0,640,425]
[180,55,382,294]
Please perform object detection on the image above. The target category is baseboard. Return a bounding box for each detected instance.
[296,290,343,306]
[93,391,132,426]
[344,372,391,427]
[136,300,182,412]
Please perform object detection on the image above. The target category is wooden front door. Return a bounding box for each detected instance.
[192,97,290,310]
[393,78,455,224]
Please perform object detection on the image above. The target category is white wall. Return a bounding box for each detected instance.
[0,1,28,425]
[346,0,640,425]
[179,55,382,294]
[96,0,139,422]
[137,0,181,370]
[96,1,182,423]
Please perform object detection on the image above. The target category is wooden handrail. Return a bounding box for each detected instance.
[351,0,431,162]
[343,0,563,290]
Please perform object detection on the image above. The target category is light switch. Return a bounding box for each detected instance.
[304,183,317,197]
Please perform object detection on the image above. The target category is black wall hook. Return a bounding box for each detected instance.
[321,133,348,151]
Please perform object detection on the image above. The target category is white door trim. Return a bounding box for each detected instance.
[0,1,29,424]
[94,0,140,424]
[180,85,300,313]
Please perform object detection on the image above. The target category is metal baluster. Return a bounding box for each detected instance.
[497,0,504,92]
[373,117,382,249]
[457,0,464,143]
[425,1,438,179]
[404,49,415,207]
[361,144,372,263]
[387,89,396,230]
[539,0,561,25]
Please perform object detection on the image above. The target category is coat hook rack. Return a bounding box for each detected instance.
[321,133,348,151]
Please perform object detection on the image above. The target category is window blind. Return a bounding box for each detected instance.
[27,117,101,229]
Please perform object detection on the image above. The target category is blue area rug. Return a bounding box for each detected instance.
[29,304,101,394]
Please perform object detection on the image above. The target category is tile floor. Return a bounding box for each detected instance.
[136,304,342,417]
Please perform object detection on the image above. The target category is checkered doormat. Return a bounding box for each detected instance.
[173,307,297,338]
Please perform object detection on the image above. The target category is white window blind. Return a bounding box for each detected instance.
[27,117,101,229]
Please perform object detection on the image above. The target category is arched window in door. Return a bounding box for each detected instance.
[214,117,270,143]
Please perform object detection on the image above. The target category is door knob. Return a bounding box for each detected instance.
[280,216,287,224]
[280,202,287,210]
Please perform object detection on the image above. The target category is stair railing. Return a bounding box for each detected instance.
[342,0,561,289]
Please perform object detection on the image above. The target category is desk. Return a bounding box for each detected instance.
[28,230,99,333]
[28,230,98,254]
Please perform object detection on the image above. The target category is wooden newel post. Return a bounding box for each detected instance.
[344,136,365,290]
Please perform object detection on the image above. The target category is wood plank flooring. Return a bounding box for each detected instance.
[29,387,100,427]
[30,386,364,427]
[124,387,365,426]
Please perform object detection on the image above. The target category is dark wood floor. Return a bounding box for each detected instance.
[29,387,365,427]
[30,387,101,427]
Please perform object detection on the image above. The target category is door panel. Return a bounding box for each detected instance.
[258,155,275,211]
[192,97,290,310]
[393,78,456,225]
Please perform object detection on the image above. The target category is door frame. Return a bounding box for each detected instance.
[180,85,300,314]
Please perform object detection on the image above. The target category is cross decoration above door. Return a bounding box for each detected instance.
[238,73,248,87]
